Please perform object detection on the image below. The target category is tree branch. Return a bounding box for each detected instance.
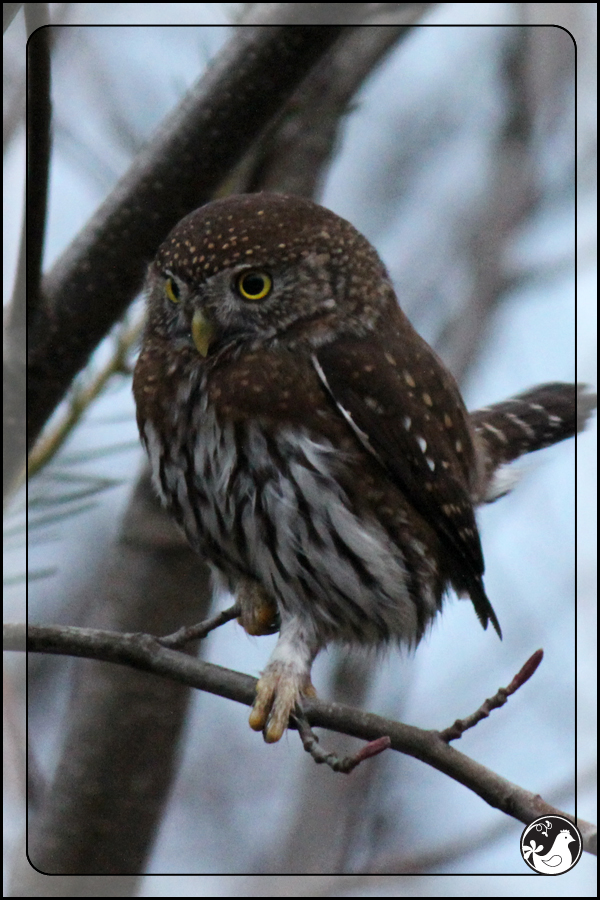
[6,622,595,856]
[3,12,51,500]
[439,649,544,741]
[25,14,51,322]
[230,24,410,199]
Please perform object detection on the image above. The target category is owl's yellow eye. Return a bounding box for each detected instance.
[164,276,180,304]
[236,270,272,301]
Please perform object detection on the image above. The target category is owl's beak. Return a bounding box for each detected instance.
[191,309,216,357]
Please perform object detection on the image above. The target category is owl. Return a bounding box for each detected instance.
[133,192,593,743]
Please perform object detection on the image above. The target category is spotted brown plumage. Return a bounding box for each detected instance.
[133,192,595,743]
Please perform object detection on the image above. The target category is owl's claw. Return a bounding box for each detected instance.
[236,580,280,636]
[249,662,317,743]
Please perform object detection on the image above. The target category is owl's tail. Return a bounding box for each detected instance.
[469,383,596,503]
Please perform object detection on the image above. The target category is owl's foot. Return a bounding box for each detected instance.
[249,660,317,743]
[236,579,280,636]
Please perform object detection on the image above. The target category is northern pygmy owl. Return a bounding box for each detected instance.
[133,193,593,742]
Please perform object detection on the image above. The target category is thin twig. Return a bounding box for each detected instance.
[293,710,391,773]
[439,649,544,742]
[158,604,241,648]
[26,315,143,482]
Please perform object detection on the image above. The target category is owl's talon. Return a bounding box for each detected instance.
[249,662,316,743]
[237,580,280,636]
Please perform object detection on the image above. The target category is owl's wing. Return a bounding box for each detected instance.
[313,335,501,636]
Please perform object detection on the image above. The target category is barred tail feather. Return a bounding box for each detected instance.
[470,383,596,503]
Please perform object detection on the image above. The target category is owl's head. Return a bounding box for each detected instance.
[145,193,395,358]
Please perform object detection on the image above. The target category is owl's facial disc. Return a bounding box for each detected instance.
[156,263,277,357]
[161,259,338,358]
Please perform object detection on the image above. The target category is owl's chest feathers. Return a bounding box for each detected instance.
[185,402,430,642]
[143,350,441,643]
[183,383,354,568]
